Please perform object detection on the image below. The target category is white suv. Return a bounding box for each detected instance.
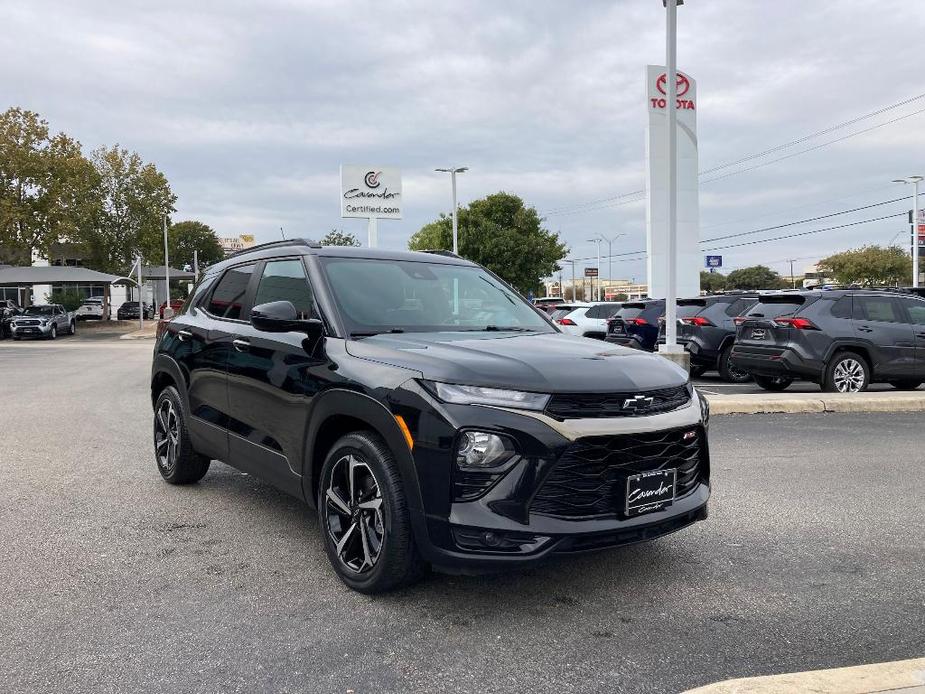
[552,302,624,339]
[76,297,110,320]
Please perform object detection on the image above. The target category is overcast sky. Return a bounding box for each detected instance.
[4,0,925,282]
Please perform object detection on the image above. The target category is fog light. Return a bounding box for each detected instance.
[456,431,512,469]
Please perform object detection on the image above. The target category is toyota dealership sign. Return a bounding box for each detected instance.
[340,165,402,220]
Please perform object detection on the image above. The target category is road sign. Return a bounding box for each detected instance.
[584,267,599,277]
[705,255,722,269]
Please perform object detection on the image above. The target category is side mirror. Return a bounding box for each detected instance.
[250,301,323,340]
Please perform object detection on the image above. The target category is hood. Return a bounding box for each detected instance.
[344,331,688,393]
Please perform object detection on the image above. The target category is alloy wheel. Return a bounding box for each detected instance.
[154,399,180,472]
[833,358,865,393]
[324,454,385,574]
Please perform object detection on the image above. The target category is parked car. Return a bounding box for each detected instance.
[663,295,759,381]
[532,296,567,314]
[76,296,111,321]
[151,240,710,593]
[9,304,76,340]
[555,301,624,339]
[731,289,925,392]
[606,300,665,351]
[1,299,22,339]
[117,301,154,320]
[159,298,185,319]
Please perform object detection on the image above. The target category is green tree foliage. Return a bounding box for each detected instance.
[817,245,911,286]
[168,220,223,270]
[700,270,726,293]
[80,145,176,273]
[0,107,99,261]
[725,265,787,290]
[48,288,84,311]
[408,192,567,294]
[320,228,361,247]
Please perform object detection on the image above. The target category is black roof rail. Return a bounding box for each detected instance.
[420,249,461,258]
[227,237,321,259]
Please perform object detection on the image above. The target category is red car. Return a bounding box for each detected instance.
[159,298,185,318]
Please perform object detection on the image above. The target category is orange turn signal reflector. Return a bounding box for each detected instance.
[394,415,414,451]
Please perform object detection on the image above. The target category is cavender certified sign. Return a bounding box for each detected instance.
[340,165,402,220]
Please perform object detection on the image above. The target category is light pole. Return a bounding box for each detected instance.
[587,238,603,301]
[599,233,626,300]
[436,167,468,254]
[893,176,923,288]
[661,0,681,351]
[788,259,797,289]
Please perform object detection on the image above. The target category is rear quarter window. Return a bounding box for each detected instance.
[829,296,852,319]
[725,298,757,317]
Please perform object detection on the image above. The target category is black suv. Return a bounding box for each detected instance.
[731,290,925,392]
[150,240,711,592]
[670,294,759,382]
[605,299,665,351]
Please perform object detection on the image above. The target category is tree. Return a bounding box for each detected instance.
[0,107,99,263]
[408,192,567,294]
[320,228,361,247]
[817,245,911,286]
[168,220,223,270]
[700,270,726,293]
[79,145,175,274]
[725,265,786,290]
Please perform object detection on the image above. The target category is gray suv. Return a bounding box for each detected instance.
[730,290,925,392]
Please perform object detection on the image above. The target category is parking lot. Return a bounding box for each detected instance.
[1,336,923,693]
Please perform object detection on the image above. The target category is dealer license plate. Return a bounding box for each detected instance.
[625,469,677,516]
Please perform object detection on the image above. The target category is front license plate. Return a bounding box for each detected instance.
[626,469,676,516]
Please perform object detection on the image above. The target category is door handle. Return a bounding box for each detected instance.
[177,329,192,341]
[232,339,251,352]
[857,326,873,333]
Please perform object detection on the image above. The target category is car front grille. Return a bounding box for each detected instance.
[545,386,690,419]
[530,426,705,520]
[18,320,41,326]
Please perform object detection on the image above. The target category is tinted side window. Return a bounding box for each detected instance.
[830,296,852,319]
[207,264,256,320]
[898,298,925,325]
[254,259,314,319]
[854,297,900,323]
[725,298,757,317]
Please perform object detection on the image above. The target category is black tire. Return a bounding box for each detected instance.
[318,431,424,594]
[718,344,752,383]
[68,320,76,335]
[823,351,870,393]
[888,380,922,390]
[689,364,707,378]
[48,324,57,340]
[153,385,210,484]
[754,374,793,391]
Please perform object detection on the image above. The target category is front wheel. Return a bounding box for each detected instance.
[823,352,870,393]
[318,431,424,594]
[754,375,793,391]
[153,386,210,484]
[48,324,57,340]
[68,320,76,335]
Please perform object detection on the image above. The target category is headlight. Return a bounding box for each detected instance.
[456,431,515,469]
[430,382,550,411]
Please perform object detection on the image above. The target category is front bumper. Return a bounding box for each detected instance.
[398,384,710,573]
[10,324,52,338]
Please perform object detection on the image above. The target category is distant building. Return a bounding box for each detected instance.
[544,277,648,302]
[802,263,834,289]
[219,234,256,257]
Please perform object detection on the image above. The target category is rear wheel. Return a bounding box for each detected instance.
[718,344,752,383]
[823,352,870,393]
[153,386,210,484]
[888,380,922,390]
[318,431,424,594]
[754,375,793,391]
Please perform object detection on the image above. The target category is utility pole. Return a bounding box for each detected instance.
[436,167,468,254]
[893,176,922,287]
[788,259,797,289]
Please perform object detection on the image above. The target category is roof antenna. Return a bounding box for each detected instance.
[280,226,287,240]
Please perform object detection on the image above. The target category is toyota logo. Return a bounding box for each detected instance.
[364,171,382,189]
[656,73,690,97]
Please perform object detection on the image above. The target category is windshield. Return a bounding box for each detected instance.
[24,306,55,316]
[321,258,554,335]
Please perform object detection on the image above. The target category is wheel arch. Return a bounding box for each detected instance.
[824,341,872,370]
[302,389,423,517]
[151,354,188,410]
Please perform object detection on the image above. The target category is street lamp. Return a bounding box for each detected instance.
[435,167,468,254]
[587,238,603,301]
[598,233,626,300]
[892,176,922,288]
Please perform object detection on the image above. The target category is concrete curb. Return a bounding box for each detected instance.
[705,391,925,415]
[119,329,157,340]
[683,657,925,694]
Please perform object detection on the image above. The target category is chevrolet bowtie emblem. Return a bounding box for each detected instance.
[622,395,655,411]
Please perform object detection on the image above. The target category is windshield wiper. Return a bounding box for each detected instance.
[350,328,405,338]
[482,326,538,332]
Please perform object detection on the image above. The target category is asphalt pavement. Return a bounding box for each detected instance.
[1,338,923,693]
